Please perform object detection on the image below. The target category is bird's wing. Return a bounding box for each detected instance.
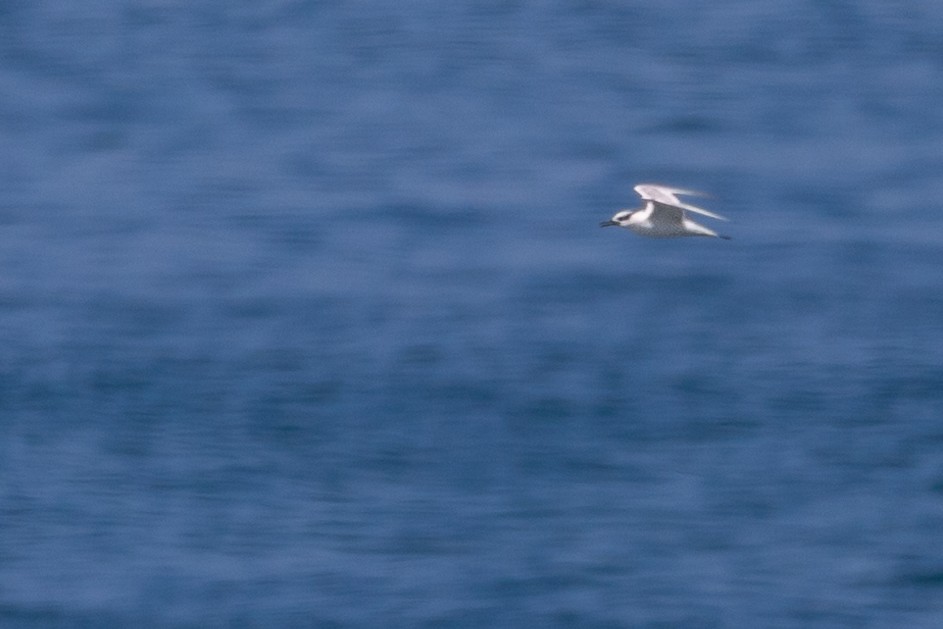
[645,201,685,226]
[634,184,728,221]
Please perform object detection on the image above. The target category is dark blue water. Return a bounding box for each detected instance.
[2,2,943,627]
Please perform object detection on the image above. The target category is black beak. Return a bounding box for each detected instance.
[599,220,618,228]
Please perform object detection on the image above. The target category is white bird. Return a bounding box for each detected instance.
[600,184,731,240]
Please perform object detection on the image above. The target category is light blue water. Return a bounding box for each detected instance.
[2,2,943,627]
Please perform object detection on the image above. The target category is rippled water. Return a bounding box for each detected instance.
[2,2,943,627]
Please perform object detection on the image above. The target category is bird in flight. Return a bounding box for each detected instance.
[600,184,731,239]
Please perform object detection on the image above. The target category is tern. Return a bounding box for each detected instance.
[600,184,731,239]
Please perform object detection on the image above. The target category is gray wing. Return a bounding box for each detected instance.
[634,183,728,221]
[646,201,686,226]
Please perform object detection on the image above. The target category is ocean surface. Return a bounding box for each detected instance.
[2,2,943,627]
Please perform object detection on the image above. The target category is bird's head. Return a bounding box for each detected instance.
[599,210,633,228]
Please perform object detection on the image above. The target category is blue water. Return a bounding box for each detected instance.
[2,2,943,627]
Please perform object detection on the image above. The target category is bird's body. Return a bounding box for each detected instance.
[601,184,731,240]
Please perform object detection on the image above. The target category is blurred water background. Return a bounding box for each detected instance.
[2,2,943,627]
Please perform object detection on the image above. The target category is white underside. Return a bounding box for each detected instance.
[626,215,719,239]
